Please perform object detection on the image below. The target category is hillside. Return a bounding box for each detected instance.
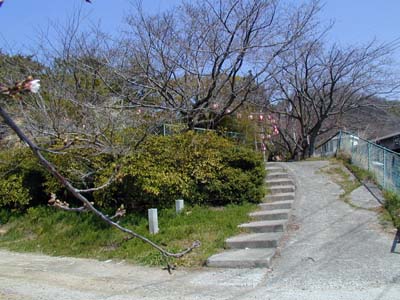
[340,98,400,140]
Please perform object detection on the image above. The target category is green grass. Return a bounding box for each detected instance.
[382,191,400,228]
[336,153,376,183]
[0,204,256,267]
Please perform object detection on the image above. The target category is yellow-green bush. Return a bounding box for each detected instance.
[0,148,46,209]
[94,131,266,211]
[0,132,265,212]
[0,146,109,210]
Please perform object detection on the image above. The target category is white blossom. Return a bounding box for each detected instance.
[29,79,40,93]
[25,79,40,93]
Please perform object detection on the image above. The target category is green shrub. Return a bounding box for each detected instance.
[94,131,265,211]
[0,145,111,211]
[0,131,265,213]
[0,148,47,209]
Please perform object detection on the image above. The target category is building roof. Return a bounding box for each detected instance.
[374,131,400,142]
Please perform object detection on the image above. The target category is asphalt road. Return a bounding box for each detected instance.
[0,161,399,300]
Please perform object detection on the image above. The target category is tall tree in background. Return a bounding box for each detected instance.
[0,0,320,267]
[119,0,320,129]
[268,35,399,159]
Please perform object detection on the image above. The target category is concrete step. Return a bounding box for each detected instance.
[226,232,282,249]
[267,172,289,180]
[267,192,295,202]
[269,185,295,194]
[239,219,287,233]
[207,248,276,268]
[266,162,283,168]
[249,209,291,221]
[266,178,294,187]
[266,166,285,173]
[206,162,295,269]
[259,200,294,210]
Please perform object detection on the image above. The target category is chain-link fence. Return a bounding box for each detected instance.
[317,131,400,194]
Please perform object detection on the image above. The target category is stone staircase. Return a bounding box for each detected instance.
[206,163,295,268]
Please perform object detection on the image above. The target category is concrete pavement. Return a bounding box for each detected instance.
[0,161,399,299]
[236,161,400,299]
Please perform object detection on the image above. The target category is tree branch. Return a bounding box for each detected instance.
[0,93,201,260]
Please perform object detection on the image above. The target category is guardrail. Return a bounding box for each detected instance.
[317,131,400,194]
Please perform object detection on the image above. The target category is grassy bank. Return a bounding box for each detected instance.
[320,162,361,203]
[327,155,400,228]
[0,204,256,267]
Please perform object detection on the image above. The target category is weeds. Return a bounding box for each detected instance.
[320,162,361,205]
[383,191,400,228]
[335,154,400,229]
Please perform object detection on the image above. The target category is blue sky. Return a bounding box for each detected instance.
[1,0,400,62]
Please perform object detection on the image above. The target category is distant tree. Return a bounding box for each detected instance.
[268,36,399,159]
[118,0,320,129]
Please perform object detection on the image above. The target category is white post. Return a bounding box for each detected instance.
[148,208,159,234]
[176,199,184,213]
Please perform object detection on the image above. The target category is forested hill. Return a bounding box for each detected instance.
[340,98,400,140]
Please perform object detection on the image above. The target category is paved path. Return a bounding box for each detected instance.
[1,161,399,300]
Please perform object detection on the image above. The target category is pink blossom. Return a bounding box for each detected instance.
[261,143,266,151]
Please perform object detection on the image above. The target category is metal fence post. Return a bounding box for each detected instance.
[383,151,386,189]
[336,131,342,156]
[351,135,354,163]
[367,142,371,171]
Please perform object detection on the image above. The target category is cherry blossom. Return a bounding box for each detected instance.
[24,79,41,94]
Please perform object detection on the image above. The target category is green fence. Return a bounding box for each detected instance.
[318,131,400,194]
[160,124,243,140]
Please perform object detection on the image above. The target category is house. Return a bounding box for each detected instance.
[374,131,400,153]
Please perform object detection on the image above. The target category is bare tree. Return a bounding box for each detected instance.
[268,35,399,159]
[0,0,320,269]
[116,0,320,129]
[0,79,200,272]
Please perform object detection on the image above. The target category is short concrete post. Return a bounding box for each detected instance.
[176,199,184,213]
[148,208,159,234]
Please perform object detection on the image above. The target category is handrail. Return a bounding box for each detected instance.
[340,130,400,156]
[315,131,341,150]
[316,130,400,157]
[161,123,243,139]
